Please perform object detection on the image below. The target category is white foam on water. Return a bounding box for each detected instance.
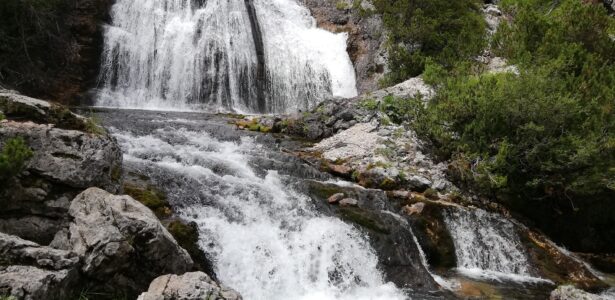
[112,127,404,300]
[443,207,550,283]
[97,0,357,113]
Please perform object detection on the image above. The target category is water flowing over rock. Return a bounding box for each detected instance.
[442,207,551,283]
[98,109,413,299]
[138,272,242,300]
[97,0,357,113]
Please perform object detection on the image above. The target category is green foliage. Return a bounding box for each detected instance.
[84,116,106,135]
[336,1,350,10]
[406,0,615,203]
[0,112,4,121]
[0,137,33,182]
[373,0,486,85]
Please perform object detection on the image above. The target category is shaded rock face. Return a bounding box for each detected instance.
[301,0,388,94]
[51,187,194,297]
[0,0,113,104]
[137,272,242,300]
[0,233,80,300]
[0,91,122,244]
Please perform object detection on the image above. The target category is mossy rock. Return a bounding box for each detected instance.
[306,180,345,200]
[123,184,171,218]
[339,207,390,234]
[520,230,607,290]
[166,220,216,278]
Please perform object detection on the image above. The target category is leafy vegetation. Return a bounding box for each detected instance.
[0,137,33,182]
[372,0,486,85]
[385,0,615,209]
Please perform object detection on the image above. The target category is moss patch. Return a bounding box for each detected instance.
[123,184,171,218]
[166,220,216,276]
[339,207,390,234]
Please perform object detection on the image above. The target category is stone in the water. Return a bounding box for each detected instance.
[339,198,359,207]
[402,202,425,216]
[327,193,345,204]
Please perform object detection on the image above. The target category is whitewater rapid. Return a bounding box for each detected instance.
[110,120,403,300]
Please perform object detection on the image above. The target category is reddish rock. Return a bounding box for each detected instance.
[402,202,425,216]
[328,164,352,177]
[327,193,345,204]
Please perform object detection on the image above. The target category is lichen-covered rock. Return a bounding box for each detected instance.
[51,187,193,296]
[0,266,79,300]
[311,121,380,161]
[0,121,121,192]
[365,77,434,102]
[0,93,122,244]
[0,91,94,131]
[549,285,605,300]
[0,233,79,270]
[137,272,242,300]
[0,233,80,300]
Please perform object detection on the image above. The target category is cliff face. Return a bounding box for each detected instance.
[0,0,113,105]
[60,0,114,104]
[301,0,388,94]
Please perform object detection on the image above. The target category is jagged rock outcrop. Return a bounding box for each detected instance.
[50,187,194,296]
[0,91,122,244]
[137,272,242,300]
[0,233,80,300]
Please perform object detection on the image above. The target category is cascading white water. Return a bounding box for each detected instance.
[443,207,542,282]
[96,0,357,113]
[112,125,403,300]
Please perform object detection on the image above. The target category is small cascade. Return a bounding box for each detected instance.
[443,207,540,281]
[96,0,357,113]
[107,113,403,300]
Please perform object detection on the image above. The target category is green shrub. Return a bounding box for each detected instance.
[373,0,486,85]
[406,0,615,204]
[0,137,33,181]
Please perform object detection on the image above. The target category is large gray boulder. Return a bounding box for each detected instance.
[0,233,80,300]
[137,272,242,300]
[51,187,193,295]
[0,121,121,192]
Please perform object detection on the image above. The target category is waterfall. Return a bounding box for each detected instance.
[443,207,545,282]
[109,117,403,300]
[96,0,357,113]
